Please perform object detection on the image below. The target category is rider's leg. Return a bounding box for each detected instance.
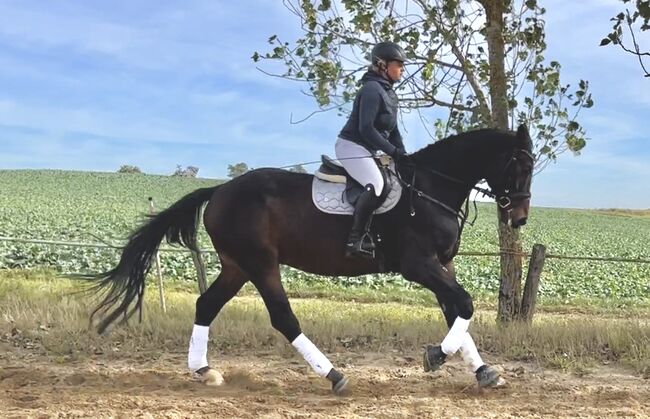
[334,138,385,258]
[334,138,385,198]
[346,184,382,257]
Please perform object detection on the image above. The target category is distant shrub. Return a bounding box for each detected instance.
[288,164,307,173]
[117,165,142,174]
[227,162,249,178]
[172,165,199,178]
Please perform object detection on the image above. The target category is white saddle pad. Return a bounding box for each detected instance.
[311,174,402,215]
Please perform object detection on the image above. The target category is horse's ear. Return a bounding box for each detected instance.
[516,124,532,150]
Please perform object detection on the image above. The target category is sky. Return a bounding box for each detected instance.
[0,0,648,209]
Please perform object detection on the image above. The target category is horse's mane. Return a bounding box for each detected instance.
[411,128,519,164]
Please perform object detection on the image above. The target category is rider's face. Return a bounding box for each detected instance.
[386,60,404,82]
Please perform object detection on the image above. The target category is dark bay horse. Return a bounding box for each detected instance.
[85,125,534,394]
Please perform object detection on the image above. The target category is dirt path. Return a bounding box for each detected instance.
[1,347,648,418]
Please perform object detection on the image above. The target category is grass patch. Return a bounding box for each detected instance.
[1,269,649,376]
[3,268,649,317]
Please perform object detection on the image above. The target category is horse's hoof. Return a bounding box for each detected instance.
[327,368,350,396]
[195,366,224,386]
[423,344,447,373]
[475,365,505,388]
[332,376,350,395]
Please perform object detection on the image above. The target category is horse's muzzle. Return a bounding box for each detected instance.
[512,217,527,228]
[508,198,530,228]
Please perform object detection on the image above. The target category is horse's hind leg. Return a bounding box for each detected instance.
[244,258,349,395]
[189,256,248,385]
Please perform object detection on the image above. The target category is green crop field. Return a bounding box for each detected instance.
[1,169,648,300]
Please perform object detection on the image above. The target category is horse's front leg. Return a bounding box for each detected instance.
[401,255,503,388]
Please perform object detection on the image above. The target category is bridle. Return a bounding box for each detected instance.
[391,147,534,232]
[472,148,534,211]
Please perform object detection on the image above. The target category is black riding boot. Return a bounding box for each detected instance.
[346,184,382,259]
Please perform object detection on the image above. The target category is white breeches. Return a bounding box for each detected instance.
[335,138,384,196]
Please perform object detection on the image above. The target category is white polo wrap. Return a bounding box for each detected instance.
[188,324,210,371]
[441,316,470,355]
[291,333,334,377]
[459,332,485,372]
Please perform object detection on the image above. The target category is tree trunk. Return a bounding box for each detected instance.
[481,0,525,323]
[497,222,523,322]
[482,0,510,129]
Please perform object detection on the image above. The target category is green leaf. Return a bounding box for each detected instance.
[251,52,260,62]
[422,62,434,81]
[639,1,650,19]
[318,0,331,12]
[272,46,284,58]
[599,37,612,46]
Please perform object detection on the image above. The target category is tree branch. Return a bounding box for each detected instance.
[411,54,465,71]
[414,0,491,121]
[255,66,314,82]
[623,9,650,76]
[290,104,342,124]
[400,97,477,111]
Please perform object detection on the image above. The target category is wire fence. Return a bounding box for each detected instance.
[2,234,648,314]
[2,235,650,264]
[0,236,204,253]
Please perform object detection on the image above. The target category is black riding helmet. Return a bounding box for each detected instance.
[371,41,407,65]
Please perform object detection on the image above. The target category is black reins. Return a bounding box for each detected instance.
[389,148,534,235]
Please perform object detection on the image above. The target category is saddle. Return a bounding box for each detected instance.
[311,155,402,215]
[315,154,392,205]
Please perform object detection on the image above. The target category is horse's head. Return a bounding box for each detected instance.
[485,125,534,228]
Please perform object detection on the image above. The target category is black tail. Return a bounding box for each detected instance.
[80,186,217,333]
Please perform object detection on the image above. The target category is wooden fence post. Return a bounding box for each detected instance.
[519,243,546,323]
[148,197,166,313]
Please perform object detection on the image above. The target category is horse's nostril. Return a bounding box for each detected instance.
[517,218,527,227]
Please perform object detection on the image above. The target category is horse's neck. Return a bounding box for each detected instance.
[414,166,478,213]
[409,140,496,212]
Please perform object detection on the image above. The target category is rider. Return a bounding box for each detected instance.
[336,41,408,259]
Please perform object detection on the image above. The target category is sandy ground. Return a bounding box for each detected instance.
[1,343,648,419]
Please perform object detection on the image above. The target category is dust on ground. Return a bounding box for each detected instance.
[1,343,648,418]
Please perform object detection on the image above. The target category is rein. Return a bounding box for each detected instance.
[390,166,478,239]
[389,148,533,235]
